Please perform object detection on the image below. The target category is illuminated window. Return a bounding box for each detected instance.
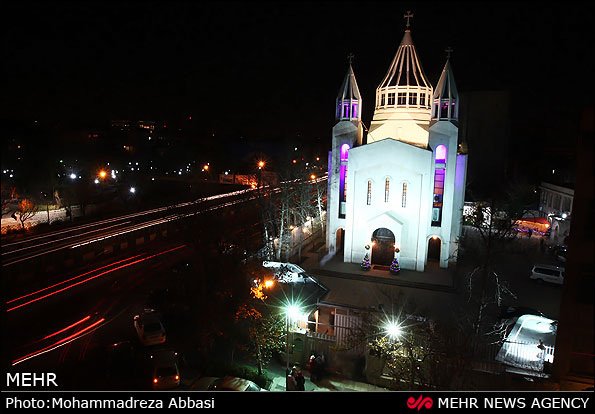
[385,178,390,202]
[432,146,447,227]
[367,180,372,205]
[397,93,407,105]
[351,103,358,118]
[402,182,407,208]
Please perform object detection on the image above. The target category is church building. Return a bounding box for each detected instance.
[326,14,468,272]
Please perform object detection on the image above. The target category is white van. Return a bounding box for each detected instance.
[530,264,565,285]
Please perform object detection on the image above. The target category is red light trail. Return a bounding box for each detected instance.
[6,244,186,312]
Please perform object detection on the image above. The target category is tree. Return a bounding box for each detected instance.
[16,198,38,230]
[234,303,285,376]
[1,184,18,213]
[458,182,534,336]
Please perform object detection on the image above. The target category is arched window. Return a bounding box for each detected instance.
[338,144,350,218]
[384,178,390,202]
[340,143,350,161]
[367,180,372,205]
[432,145,447,226]
[402,182,407,208]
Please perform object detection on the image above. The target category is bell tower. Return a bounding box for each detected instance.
[326,55,364,254]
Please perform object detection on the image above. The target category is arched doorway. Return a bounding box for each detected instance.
[336,228,345,253]
[372,228,395,265]
[427,236,441,263]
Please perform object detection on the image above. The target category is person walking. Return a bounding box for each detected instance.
[295,371,305,391]
[286,372,297,391]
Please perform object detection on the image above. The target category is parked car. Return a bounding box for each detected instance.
[530,264,565,285]
[151,350,180,390]
[134,309,166,346]
[190,376,264,391]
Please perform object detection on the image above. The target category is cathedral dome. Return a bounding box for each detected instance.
[373,23,432,119]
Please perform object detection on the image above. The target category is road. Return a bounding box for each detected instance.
[1,186,263,269]
[3,241,196,390]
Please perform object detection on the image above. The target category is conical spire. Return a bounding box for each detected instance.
[432,48,459,122]
[369,11,433,148]
[336,54,362,122]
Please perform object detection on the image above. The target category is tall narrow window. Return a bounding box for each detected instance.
[367,181,372,205]
[380,93,386,106]
[402,182,407,208]
[432,145,447,227]
[420,94,426,107]
[387,93,395,105]
[385,178,390,202]
[409,93,417,106]
[338,144,350,219]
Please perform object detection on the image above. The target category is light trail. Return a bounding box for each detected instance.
[6,253,146,304]
[39,315,91,342]
[1,221,132,255]
[12,318,105,366]
[6,245,186,312]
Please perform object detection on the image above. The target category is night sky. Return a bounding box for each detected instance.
[3,1,594,144]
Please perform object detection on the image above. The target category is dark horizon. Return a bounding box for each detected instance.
[3,2,593,141]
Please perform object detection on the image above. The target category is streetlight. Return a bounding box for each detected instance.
[385,320,403,340]
[283,301,303,384]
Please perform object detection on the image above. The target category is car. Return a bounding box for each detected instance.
[530,264,565,285]
[134,309,166,346]
[190,376,264,391]
[151,350,180,390]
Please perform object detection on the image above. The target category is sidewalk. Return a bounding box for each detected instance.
[265,360,388,392]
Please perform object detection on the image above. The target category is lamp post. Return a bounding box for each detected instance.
[284,303,301,383]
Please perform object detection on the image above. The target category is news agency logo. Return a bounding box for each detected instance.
[407,395,434,410]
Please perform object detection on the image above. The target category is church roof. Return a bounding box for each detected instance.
[378,29,432,89]
[433,57,458,101]
[337,63,361,102]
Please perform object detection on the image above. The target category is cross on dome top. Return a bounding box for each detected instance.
[445,47,453,58]
[347,53,354,65]
[404,11,413,29]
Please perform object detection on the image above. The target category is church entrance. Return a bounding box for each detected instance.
[371,228,395,266]
[336,228,345,253]
[427,236,441,263]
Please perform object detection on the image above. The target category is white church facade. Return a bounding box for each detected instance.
[326,17,468,272]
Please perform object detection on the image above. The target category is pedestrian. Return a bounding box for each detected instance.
[309,355,317,382]
[295,371,305,391]
[314,355,323,380]
[286,373,296,391]
[528,229,532,238]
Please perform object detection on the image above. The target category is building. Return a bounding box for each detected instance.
[539,182,574,245]
[326,18,467,271]
[552,107,594,390]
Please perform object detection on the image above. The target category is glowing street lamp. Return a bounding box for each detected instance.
[258,160,265,169]
[99,170,107,179]
[283,301,303,382]
[384,320,403,340]
[129,187,136,194]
